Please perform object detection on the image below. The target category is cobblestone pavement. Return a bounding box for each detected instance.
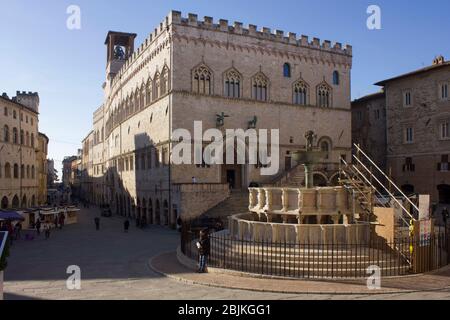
[4,206,450,300]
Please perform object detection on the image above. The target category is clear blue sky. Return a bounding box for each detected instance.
[1,0,449,177]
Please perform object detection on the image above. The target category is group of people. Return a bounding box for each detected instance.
[33,216,63,240]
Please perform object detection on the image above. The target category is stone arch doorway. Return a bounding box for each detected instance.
[437,184,450,204]
[221,139,247,190]
[21,195,27,208]
[313,173,328,187]
[155,200,161,225]
[12,195,19,208]
[136,198,141,220]
[148,198,153,224]
[329,173,340,186]
[142,198,147,225]
[1,196,8,209]
[163,200,169,226]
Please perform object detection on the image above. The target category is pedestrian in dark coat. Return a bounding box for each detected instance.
[44,224,51,239]
[196,230,210,273]
[94,217,100,231]
[124,219,130,233]
[35,219,41,236]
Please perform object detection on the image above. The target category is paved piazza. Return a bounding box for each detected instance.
[3,207,450,300]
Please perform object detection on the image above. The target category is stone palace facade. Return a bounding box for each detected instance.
[80,11,353,227]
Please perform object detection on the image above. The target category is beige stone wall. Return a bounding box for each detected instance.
[351,93,386,171]
[372,207,395,243]
[384,64,450,203]
[174,183,230,219]
[37,133,48,205]
[0,96,40,208]
[80,10,353,222]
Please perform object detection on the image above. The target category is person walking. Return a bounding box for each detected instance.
[35,218,41,236]
[94,217,100,231]
[54,215,58,229]
[124,219,130,233]
[14,222,22,240]
[44,224,51,240]
[196,229,210,273]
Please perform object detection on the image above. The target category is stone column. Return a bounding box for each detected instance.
[282,188,289,212]
[304,164,314,188]
[342,214,349,225]
[263,188,273,212]
[257,189,265,211]
[248,189,257,211]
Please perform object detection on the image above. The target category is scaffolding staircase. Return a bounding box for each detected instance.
[339,143,418,234]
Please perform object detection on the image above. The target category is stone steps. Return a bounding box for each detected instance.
[208,261,410,278]
[201,191,249,221]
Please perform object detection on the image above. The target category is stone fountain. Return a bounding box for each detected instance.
[225,130,370,244]
[291,130,327,188]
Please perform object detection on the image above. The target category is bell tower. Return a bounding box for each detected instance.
[104,31,137,83]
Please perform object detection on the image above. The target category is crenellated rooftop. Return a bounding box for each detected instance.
[109,10,352,95]
[167,10,352,56]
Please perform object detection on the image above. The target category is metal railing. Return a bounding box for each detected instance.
[181,227,449,279]
[340,144,418,227]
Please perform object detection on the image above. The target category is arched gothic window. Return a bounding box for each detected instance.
[283,63,291,78]
[14,163,19,178]
[130,94,135,115]
[26,132,30,146]
[20,130,24,145]
[3,125,9,142]
[21,164,25,178]
[31,165,35,179]
[5,162,11,178]
[333,71,340,85]
[27,165,30,178]
[320,140,331,160]
[252,73,269,101]
[146,78,152,105]
[13,127,18,144]
[224,69,241,98]
[125,97,131,122]
[293,80,308,105]
[31,133,34,147]
[317,82,332,108]
[135,88,140,111]
[140,84,145,107]
[192,64,212,95]
[161,66,169,95]
[153,73,160,100]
